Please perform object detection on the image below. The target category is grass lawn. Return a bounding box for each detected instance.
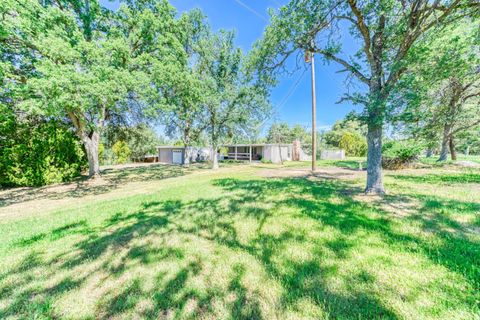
[0,161,479,319]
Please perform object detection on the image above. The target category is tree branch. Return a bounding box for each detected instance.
[452,119,480,134]
[347,0,374,66]
[336,94,368,106]
[317,49,370,84]
[385,0,469,91]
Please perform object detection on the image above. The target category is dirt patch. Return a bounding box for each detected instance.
[0,163,213,222]
[454,161,480,168]
[353,194,420,217]
[259,166,365,181]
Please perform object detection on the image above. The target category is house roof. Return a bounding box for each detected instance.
[222,143,292,147]
[157,146,185,149]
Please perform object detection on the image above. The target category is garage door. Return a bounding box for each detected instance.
[172,150,183,164]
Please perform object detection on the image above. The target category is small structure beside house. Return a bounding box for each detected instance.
[320,150,345,160]
[157,146,212,165]
[158,146,186,165]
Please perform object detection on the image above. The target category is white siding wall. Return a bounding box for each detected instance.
[264,145,292,163]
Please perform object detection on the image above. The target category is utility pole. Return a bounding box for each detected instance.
[306,50,317,172]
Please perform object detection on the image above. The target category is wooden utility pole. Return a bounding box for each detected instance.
[306,50,317,172]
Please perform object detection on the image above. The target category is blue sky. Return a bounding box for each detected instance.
[101,0,365,133]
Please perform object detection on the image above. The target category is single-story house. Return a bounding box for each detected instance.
[222,143,345,163]
[157,143,344,165]
[222,144,293,163]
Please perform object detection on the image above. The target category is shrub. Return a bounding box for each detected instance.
[0,119,86,187]
[339,132,367,156]
[112,140,132,164]
[98,143,105,164]
[382,140,423,170]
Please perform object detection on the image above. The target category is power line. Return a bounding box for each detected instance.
[256,69,307,131]
[269,0,283,7]
[232,0,268,22]
[276,69,307,111]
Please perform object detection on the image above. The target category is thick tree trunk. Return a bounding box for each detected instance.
[365,124,384,195]
[449,136,457,161]
[82,132,101,177]
[183,139,192,166]
[438,124,451,162]
[183,126,192,166]
[212,147,219,170]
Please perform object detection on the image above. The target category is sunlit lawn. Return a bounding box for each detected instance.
[0,161,478,319]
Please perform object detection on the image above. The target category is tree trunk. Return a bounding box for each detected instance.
[67,110,103,178]
[183,127,192,166]
[82,132,101,177]
[438,124,451,162]
[183,140,192,166]
[365,35,386,195]
[449,136,457,161]
[212,146,219,170]
[426,149,433,158]
[365,124,384,195]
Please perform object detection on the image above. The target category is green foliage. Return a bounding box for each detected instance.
[196,27,270,168]
[382,140,423,170]
[391,22,480,153]
[457,128,480,155]
[339,132,367,157]
[1,0,187,176]
[159,9,209,146]
[266,122,309,144]
[98,143,106,165]
[112,141,131,165]
[324,118,367,157]
[103,124,164,162]
[0,117,86,187]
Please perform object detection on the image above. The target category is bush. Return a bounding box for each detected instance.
[0,118,86,187]
[99,143,105,164]
[339,132,367,156]
[382,140,423,170]
[112,140,131,164]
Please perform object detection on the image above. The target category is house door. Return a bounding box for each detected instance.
[172,150,183,164]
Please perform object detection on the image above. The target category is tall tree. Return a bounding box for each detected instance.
[5,0,184,177]
[391,20,480,161]
[158,9,209,164]
[266,122,292,143]
[251,0,479,194]
[198,30,270,169]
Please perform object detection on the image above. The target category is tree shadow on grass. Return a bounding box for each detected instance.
[1,175,479,318]
[0,163,206,208]
[365,188,480,293]
[14,220,92,248]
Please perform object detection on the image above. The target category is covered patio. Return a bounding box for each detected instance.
[221,143,295,163]
[223,144,265,162]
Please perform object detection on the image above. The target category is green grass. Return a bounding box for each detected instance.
[419,155,480,167]
[277,157,367,170]
[0,162,478,319]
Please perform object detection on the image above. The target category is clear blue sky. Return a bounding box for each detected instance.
[101,0,365,133]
